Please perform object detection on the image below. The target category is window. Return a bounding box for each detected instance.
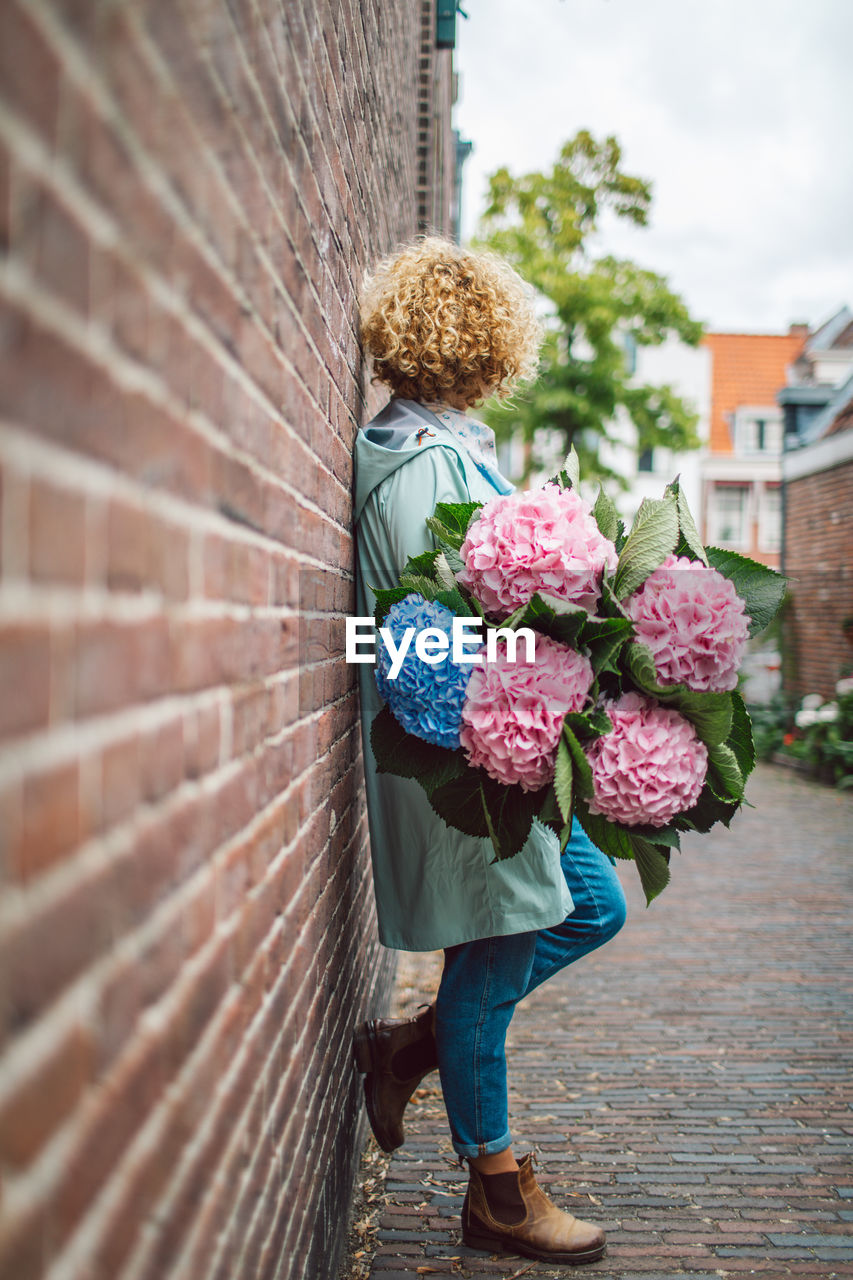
[734,410,783,455]
[637,447,654,473]
[758,485,781,553]
[708,484,750,549]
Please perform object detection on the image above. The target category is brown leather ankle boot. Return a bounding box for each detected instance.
[352,1004,438,1152]
[462,1153,606,1266]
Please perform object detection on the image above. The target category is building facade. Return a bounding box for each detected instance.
[781,332,853,700]
[597,336,711,528]
[699,328,808,568]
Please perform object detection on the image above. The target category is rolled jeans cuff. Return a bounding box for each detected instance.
[452,1128,513,1159]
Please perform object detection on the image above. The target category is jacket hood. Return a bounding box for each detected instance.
[353,398,510,521]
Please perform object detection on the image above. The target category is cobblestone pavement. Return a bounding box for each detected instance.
[363,765,853,1280]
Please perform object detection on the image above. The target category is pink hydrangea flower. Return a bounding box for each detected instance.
[458,483,619,617]
[587,692,708,827]
[460,633,594,792]
[624,554,749,693]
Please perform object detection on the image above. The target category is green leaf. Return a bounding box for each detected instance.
[592,484,621,542]
[633,836,671,905]
[403,549,441,578]
[371,586,413,625]
[613,494,679,599]
[676,692,733,748]
[370,706,468,792]
[562,724,594,797]
[554,737,574,823]
[623,639,663,692]
[580,616,633,675]
[442,545,465,574]
[479,778,542,861]
[429,774,492,838]
[434,551,458,592]
[563,445,581,489]
[430,768,543,861]
[426,500,483,551]
[575,800,637,860]
[426,518,462,551]
[631,824,681,850]
[624,643,733,746]
[563,708,613,740]
[434,587,470,617]
[536,791,574,854]
[705,546,787,637]
[673,784,740,833]
[532,592,589,620]
[632,492,675,531]
[575,799,673,902]
[598,571,631,619]
[497,593,588,650]
[398,572,441,600]
[728,690,756,781]
[537,784,562,829]
[706,742,745,801]
[664,476,708,565]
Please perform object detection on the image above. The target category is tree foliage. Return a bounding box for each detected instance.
[476,131,704,484]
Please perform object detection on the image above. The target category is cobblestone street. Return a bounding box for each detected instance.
[361,764,853,1280]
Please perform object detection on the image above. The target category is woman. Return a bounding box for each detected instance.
[351,237,626,1266]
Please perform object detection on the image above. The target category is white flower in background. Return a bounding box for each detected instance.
[795,708,818,728]
[835,677,853,697]
[795,699,839,728]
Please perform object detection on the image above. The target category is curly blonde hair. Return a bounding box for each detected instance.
[359,237,541,406]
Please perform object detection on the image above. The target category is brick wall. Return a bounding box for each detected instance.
[783,451,853,699]
[0,3,454,1278]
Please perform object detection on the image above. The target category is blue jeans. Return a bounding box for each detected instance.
[434,822,627,1157]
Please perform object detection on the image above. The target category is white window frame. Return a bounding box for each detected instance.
[707,482,752,551]
[732,406,784,457]
[757,483,781,554]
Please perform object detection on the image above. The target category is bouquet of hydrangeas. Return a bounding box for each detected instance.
[368,451,786,903]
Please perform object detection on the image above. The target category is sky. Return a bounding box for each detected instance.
[453,0,853,334]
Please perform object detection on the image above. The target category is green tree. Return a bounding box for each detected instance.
[477,131,703,484]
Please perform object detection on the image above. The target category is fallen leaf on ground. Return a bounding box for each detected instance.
[506,1263,538,1279]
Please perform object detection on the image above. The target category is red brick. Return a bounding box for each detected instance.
[28,475,87,586]
[140,714,184,803]
[0,2,61,147]
[0,1201,49,1280]
[15,175,91,315]
[0,623,52,741]
[15,758,81,881]
[0,1024,95,1167]
[99,732,142,831]
[184,701,221,778]
[784,460,853,699]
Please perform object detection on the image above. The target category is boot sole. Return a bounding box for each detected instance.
[351,1022,402,1154]
[462,1227,606,1266]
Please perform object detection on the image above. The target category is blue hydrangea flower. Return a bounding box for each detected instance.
[375,595,479,749]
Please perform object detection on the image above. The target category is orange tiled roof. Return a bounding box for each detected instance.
[701,332,807,454]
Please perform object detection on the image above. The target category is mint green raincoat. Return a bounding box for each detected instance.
[353,399,574,951]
